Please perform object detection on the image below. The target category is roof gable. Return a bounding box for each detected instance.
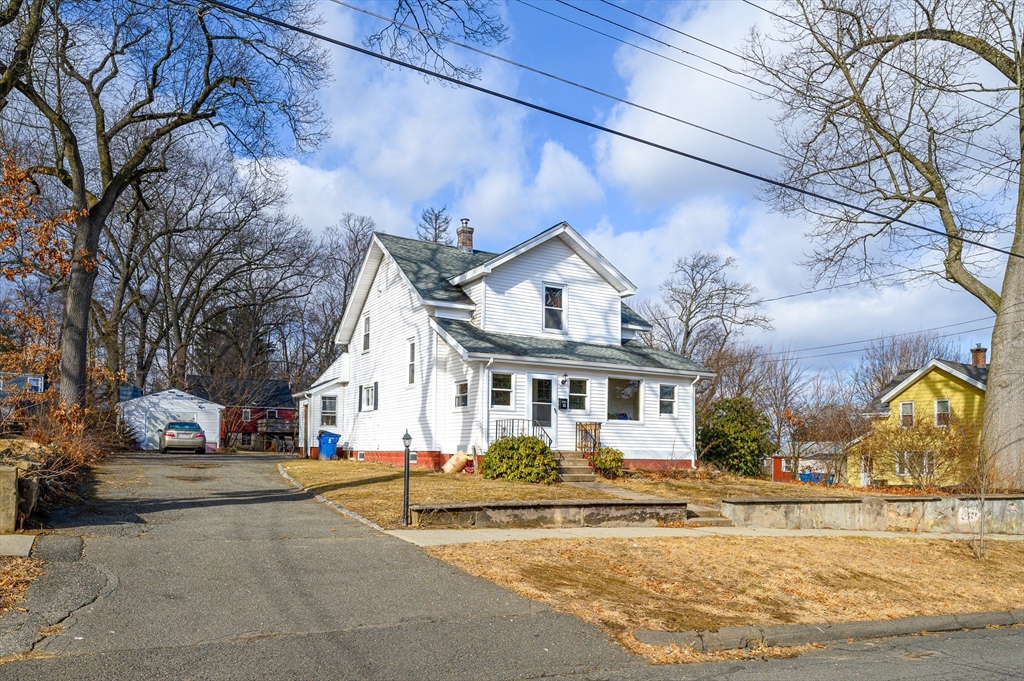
[448,222,637,296]
[876,359,987,406]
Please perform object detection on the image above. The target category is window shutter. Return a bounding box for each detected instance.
[358,385,363,412]
[373,381,379,410]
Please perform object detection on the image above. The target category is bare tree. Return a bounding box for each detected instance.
[367,0,506,81]
[854,331,965,405]
[416,206,453,244]
[758,348,806,453]
[0,0,45,109]
[745,0,1024,487]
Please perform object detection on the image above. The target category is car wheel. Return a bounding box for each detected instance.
[160,447,167,454]
[196,448,205,455]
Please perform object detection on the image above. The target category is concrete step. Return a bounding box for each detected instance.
[558,466,594,476]
[559,473,597,483]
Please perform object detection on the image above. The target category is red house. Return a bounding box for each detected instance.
[186,376,297,451]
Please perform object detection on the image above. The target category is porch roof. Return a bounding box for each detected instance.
[434,319,712,376]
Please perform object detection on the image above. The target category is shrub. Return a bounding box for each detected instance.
[481,435,558,484]
[590,446,624,479]
[697,397,777,477]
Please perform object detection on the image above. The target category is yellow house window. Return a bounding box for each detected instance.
[935,399,950,427]
[899,402,914,428]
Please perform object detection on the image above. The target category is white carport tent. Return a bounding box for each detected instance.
[118,389,224,451]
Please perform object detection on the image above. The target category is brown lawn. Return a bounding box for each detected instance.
[609,473,886,508]
[0,556,43,617]
[428,536,1024,662]
[281,459,614,529]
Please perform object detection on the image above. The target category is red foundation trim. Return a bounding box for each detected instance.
[622,458,695,471]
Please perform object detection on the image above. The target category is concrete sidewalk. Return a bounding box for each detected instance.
[386,524,1024,546]
[0,534,35,556]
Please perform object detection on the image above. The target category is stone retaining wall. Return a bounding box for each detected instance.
[721,494,1024,535]
[408,499,689,529]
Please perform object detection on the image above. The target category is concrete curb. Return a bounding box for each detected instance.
[277,463,385,532]
[634,609,1024,652]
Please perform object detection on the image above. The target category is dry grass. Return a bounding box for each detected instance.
[0,556,43,616]
[281,459,614,529]
[428,536,1024,663]
[610,474,884,508]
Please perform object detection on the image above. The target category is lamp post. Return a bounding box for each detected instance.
[402,430,412,526]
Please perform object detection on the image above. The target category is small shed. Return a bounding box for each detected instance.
[119,389,224,451]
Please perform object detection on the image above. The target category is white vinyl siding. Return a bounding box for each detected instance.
[481,238,621,344]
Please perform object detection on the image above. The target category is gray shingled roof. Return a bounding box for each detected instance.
[376,233,654,329]
[186,375,295,408]
[435,319,711,374]
[375,233,495,304]
[934,359,988,386]
[621,302,651,328]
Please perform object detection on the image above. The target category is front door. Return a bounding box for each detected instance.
[531,377,555,443]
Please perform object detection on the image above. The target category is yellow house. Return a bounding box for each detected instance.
[848,351,987,487]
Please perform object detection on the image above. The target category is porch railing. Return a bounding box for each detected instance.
[492,419,552,447]
[576,422,601,455]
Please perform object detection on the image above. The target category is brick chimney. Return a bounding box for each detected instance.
[971,343,988,368]
[457,218,474,253]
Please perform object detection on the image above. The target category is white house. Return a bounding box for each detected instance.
[119,389,224,451]
[294,221,713,470]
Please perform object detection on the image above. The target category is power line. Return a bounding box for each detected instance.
[585,0,1013,176]
[786,324,993,361]
[512,0,765,97]
[328,0,789,159]
[205,0,1023,262]
[766,315,995,357]
[741,0,1012,119]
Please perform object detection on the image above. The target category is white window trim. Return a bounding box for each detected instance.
[490,371,515,411]
[266,409,278,419]
[606,376,644,424]
[320,396,337,426]
[934,399,951,427]
[357,450,365,461]
[242,408,251,422]
[454,381,469,410]
[781,457,793,473]
[658,384,677,418]
[899,401,914,428]
[541,282,567,334]
[362,314,370,353]
[567,378,588,412]
[362,384,376,411]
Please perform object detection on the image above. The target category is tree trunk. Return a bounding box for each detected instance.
[58,214,102,409]
[983,241,1024,490]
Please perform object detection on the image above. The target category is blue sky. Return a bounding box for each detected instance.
[279,0,998,370]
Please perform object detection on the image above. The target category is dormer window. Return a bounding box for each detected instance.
[543,285,564,331]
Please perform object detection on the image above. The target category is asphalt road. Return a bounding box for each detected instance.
[2,452,1021,680]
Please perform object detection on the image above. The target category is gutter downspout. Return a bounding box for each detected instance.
[691,376,701,464]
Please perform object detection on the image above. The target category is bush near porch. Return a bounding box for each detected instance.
[481,435,558,484]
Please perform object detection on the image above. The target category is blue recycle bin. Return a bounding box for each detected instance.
[317,431,341,460]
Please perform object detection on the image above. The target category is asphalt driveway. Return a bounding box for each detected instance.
[0,451,637,680]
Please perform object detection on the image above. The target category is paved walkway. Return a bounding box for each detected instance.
[0,534,35,556]
[386,524,1024,546]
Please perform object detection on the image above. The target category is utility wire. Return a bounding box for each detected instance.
[204,0,1023,262]
[328,0,789,159]
[741,0,1012,119]
[765,315,995,356]
[513,0,765,96]
[573,0,1012,173]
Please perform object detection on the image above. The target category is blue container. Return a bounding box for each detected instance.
[318,432,341,460]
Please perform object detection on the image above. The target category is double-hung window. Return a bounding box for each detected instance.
[568,379,587,410]
[362,315,370,352]
[242,408,251,422]
[608,379,641,421]
[935,399,950,427]
[454,382,468,408]
[320,397,337,426]
[659,385,677,416]
[899,402,914,428]
[408,340,416,384]
[491,373,512,407]
[543,285,565,331]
